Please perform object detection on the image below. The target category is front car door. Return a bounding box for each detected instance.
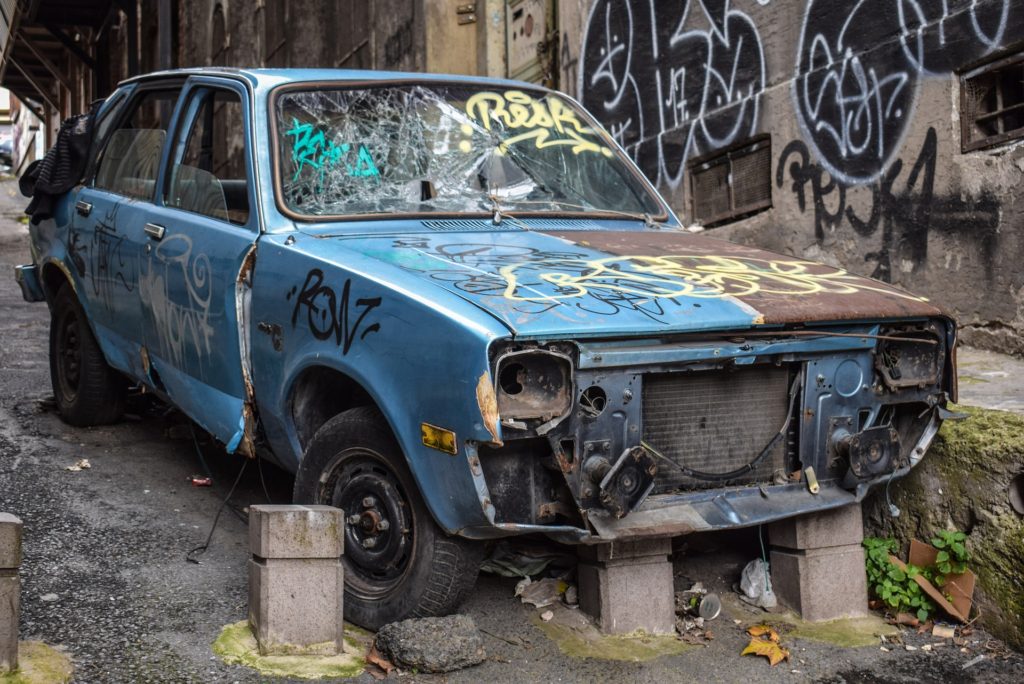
[135,77,259,454]
[69,85,183,378]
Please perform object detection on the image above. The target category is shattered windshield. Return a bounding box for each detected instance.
[273,84,664,219]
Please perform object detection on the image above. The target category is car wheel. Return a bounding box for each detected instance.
[49,283,126,426]
[293,406,484,630]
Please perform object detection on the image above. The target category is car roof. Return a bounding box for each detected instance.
[118,67,552,95]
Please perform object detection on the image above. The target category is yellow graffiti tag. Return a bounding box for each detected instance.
[498,255,929,302]
[465,90,613,156]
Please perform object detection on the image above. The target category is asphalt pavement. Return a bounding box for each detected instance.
[0,179,1021,683]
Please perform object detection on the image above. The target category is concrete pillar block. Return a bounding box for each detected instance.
[578,540,675,635]
[768,503,864,550]
[0,513,22,673]
[770,545,869,622]
[248,505,345,656]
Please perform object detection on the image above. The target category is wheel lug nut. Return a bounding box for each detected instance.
[378,520,390,531]
[362,496,375,509]
[347,514,361,525]
[361,537,377,549]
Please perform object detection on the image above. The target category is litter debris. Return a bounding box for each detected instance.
[739,559,777,609]
[518,578,568,608]
[540,610,554,622]
[40,593,59,602]
[922,644,932,652]
[905,644,918,651]
[741,625,789,666]
[564,584,578,606]
[365,645,395,680]
[891,613,920,627]
[188,475,213,487]
[962,654,985,669]
[65,458,90,471]
[698,593,722,620]
[880,646,891,652]
[480,540,575,579]
[933,623,956,639]
[888,539,976,622]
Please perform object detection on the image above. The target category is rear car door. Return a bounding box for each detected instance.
[134,77,259,453]
[70,85,183,378]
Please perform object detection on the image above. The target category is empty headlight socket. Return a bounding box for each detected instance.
[493,348,574,431]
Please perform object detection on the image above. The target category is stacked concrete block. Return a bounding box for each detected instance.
[1,513,22,673]
[577,538,675,634]
[768,503,868,622]
[248,505,345,656]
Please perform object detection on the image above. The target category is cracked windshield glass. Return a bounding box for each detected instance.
[275,84,665,218]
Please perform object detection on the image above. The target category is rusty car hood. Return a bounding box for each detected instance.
[348,227,943,338]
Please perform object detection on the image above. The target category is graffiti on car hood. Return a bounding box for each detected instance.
[351,227,943,337]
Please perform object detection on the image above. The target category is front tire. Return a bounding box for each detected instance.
[293,407,483,629]
[49,283,125,426]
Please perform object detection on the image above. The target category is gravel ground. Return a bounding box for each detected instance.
[0,179,1021,683]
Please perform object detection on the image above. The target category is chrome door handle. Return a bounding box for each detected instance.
[75,200,92,217]
[144,223,166,241]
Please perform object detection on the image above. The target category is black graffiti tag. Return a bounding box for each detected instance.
[777,129,999,283]
[288,270,381,354]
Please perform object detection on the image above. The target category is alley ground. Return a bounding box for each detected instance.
[0,178,1022,683]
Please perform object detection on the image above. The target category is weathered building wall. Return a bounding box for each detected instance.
[559,0,1024,355]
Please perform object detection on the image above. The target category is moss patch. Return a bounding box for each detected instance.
[212,621,365,680]
[0,642,73,684]
[723,594,897,648]
[531,608,694,661]
[863,404,1024,651]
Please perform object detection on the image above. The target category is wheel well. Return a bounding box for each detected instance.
[289,366,377,449]
[41,262,70,302]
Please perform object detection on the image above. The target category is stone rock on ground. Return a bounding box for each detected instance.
[375,614,485,673]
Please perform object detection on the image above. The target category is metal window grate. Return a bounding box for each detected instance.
[961,51,1024,152]
[689,138,772,226]
[642,366,791,492]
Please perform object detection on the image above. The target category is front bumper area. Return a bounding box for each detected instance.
[15,264,46,302]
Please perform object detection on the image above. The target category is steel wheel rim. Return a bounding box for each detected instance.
[317,448,415,599]
[56,310,82,402]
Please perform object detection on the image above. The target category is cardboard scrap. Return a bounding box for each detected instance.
[888,539,976,623]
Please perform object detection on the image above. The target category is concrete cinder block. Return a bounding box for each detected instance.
[0,574,19,672]
[768,503,864,551]
[249,505,344,559]
[770,545,869,622]
[579,537,673,563]
[249,557,345,656]
[578,555,675,634]
[0,514,22,569]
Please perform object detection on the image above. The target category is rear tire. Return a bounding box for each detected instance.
[293,407,483,629]
[49,283,125,426]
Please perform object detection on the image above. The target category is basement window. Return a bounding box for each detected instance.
[689,137,771,227]
[961,51,1024,152]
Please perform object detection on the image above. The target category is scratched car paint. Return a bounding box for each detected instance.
[16,68,956,627]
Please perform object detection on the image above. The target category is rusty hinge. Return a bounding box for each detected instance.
[457,2,476,24]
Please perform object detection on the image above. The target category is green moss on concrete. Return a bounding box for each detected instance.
[723,594,897,648]
[212,621,364,680]
[0,642,73,684]
[531,614,694,661]
[864,404,1024,651]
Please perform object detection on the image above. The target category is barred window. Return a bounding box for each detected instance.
[689,137,771,226]
[961,51,1024,152]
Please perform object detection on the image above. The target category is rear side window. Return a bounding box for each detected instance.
[164,88,250,225]
[95,89,181,200]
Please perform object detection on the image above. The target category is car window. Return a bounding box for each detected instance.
[165,88,250,225]
[94,89,180,200]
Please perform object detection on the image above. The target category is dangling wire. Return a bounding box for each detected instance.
[186,458,249,564]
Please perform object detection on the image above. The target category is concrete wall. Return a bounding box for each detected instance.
[559,0,1024,355]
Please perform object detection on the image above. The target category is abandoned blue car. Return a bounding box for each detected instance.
[15,68,956,628]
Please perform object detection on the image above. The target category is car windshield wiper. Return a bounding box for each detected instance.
[499,198,664,228]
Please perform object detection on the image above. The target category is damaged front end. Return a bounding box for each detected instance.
[466,319,956,542]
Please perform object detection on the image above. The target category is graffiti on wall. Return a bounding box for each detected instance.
[578,0,765,190]
[793,0,1013,184]
[777,128,1000,282]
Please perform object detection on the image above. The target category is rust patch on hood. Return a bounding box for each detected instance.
[546,231,944,324]
[476,372,502,445]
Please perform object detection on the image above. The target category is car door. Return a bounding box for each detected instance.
[134,77,259,454]
[69,85,183,378]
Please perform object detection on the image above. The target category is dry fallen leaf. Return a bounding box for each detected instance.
[746,625,780,642]
[365,645,395,679]
[742,637,790,666]
[66,458,91,472]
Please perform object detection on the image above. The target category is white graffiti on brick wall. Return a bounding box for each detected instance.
[579,0,765,190]
[794,0,1011,185]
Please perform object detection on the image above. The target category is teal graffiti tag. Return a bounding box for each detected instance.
[284,118,380,186]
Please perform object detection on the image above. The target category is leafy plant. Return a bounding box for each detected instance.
[863,537,936,622]
[930,530,970,585]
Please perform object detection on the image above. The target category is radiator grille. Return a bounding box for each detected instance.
[643,367,791,491]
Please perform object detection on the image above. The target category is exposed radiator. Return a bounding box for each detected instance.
[642,366,792,491]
